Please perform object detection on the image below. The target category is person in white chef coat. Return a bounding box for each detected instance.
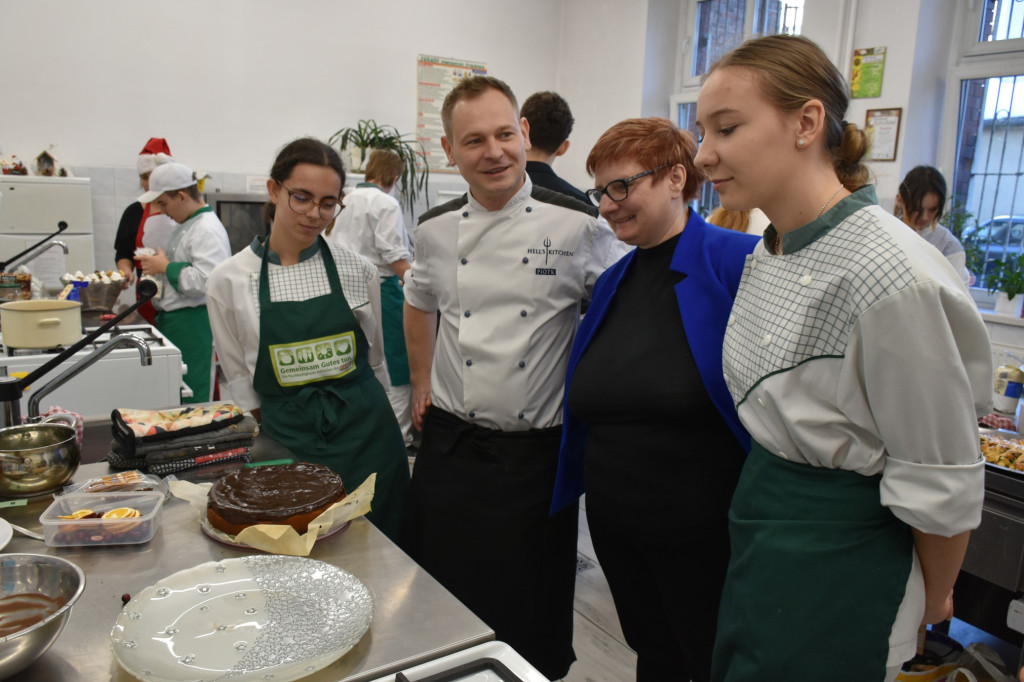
[325,149,416,451]
[137,162,231,404]
[693,35,990,682]
[401,75,628,681]
[205,137,409,542]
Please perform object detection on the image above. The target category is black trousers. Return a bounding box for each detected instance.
[401,406,579,679]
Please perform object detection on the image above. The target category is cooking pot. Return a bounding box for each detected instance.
[0,300,82,349]
[0,413,80,497]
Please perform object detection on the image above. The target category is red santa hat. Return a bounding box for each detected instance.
[137,138,173,175]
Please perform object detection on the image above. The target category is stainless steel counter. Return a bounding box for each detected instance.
[0,462,494,681]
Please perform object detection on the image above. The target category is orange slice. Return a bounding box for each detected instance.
[102,508,141,519]
[59,509,98,520]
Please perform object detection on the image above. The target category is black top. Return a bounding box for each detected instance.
[526,161,590,206]
[567,233,744,522]
[114,200,144,265]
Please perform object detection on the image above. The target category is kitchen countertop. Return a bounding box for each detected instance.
[0,462,494,681]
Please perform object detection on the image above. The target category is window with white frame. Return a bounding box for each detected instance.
[673,0,805,213]
[942,0,1024,287]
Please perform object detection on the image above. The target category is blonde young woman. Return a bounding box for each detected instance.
[694,35,991,681]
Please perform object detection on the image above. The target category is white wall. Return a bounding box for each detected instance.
[0,0,647,272]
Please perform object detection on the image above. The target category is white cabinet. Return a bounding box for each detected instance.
[0,175,95,291]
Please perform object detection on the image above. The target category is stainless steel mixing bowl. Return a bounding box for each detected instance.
[0,416,81,497]
[0,554,86,679]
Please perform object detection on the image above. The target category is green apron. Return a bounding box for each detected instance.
[711,442,914,681]
[252,236,409,541]
[156,307,213,404]
[379,275,410,386]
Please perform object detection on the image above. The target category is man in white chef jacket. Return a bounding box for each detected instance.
[402,75,627,680]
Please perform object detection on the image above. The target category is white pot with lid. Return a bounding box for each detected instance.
[0,300,83,349]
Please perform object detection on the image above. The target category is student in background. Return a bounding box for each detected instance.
[137,162,231,403]
[521,91,590,205]
[326,149,416,451]
[896,165,973,286]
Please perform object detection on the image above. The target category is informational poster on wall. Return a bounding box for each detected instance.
[417,54,487,173]
[865,108,902,162]
[850,47,886,99]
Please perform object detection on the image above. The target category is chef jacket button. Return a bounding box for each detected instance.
[464,310,471,317]
[779,451,789,460]
[757,398,764,407]
[469,411,476,418]
[462,211,469,218]
[520,310,527,317]
[762,333,772,346]
[525,206,532,213]
[518,360,525,368]
[461,258,468,265]
[522,257,529,264]
[799,274,812,286]
[466,359,472,366]
[518,411,525,419]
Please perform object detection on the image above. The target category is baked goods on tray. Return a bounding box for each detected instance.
[206,462,347,535]
[980,433,1024,471]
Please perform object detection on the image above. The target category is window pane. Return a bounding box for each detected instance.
[754,0,804,37]
[953,74,1024,285]
[692,0,748,78]
[979,0,1024,42]
[677,102,719,215]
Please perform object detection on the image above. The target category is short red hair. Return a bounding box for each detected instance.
[586,117,703,202]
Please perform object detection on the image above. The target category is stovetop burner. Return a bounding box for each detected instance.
[2,324,168,357]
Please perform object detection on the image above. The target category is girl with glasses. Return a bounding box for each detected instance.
[206,137,409,541]
[552,117,759,681]
[694,35,990,682]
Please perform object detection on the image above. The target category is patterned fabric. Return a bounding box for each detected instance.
[245,246,371,315]
[114,403,244,439]
[979,413,1016,431]
[725,209,917,404]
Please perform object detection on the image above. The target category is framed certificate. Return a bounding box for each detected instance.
[865,108,902,162]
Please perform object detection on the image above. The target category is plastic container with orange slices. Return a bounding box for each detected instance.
[40,491,164,547]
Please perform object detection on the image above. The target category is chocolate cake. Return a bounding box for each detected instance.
[206,462,347,535]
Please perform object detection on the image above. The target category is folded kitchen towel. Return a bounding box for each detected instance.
[107,414,258,471]
[146,447,251,477]
[112,403,246,456]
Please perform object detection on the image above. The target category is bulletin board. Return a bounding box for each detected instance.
[865,108,902,162]
[416,54,487,173]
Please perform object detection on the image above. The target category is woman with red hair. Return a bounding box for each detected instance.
[551,117,758,681]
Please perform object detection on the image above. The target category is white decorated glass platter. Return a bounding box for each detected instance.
[0,518,12,551]
[110,555,373,682]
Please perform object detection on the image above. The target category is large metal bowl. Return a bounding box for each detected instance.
[0,418,80,497]
[0,554,86,679]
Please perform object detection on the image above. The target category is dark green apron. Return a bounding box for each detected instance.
[711,442,914,681]
[379,275,409,386]
[252,236,409,541]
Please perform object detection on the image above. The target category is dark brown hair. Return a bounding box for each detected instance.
[586,117,703,202]
[898,165,947,223]
[706,34,869,192]
[520,91,574,154]
[265,138,345,223]
[441,75,518,139]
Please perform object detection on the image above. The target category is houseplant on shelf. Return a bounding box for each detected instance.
[985,253,1024,316]
[328,119,429,215]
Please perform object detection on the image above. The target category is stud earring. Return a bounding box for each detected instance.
[797,139,806,147]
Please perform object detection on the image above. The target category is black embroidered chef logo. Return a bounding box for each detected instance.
[527,236,574,276]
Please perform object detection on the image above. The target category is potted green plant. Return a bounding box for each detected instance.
[985,253,1024,316]
[328,119,429,215]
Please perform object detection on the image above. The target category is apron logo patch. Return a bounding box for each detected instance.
[270,331,357,386]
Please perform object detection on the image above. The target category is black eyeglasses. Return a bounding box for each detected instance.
[280,183,344,219]
[586,165,669,207]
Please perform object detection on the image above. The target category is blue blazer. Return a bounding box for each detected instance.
[550,210,759,514]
